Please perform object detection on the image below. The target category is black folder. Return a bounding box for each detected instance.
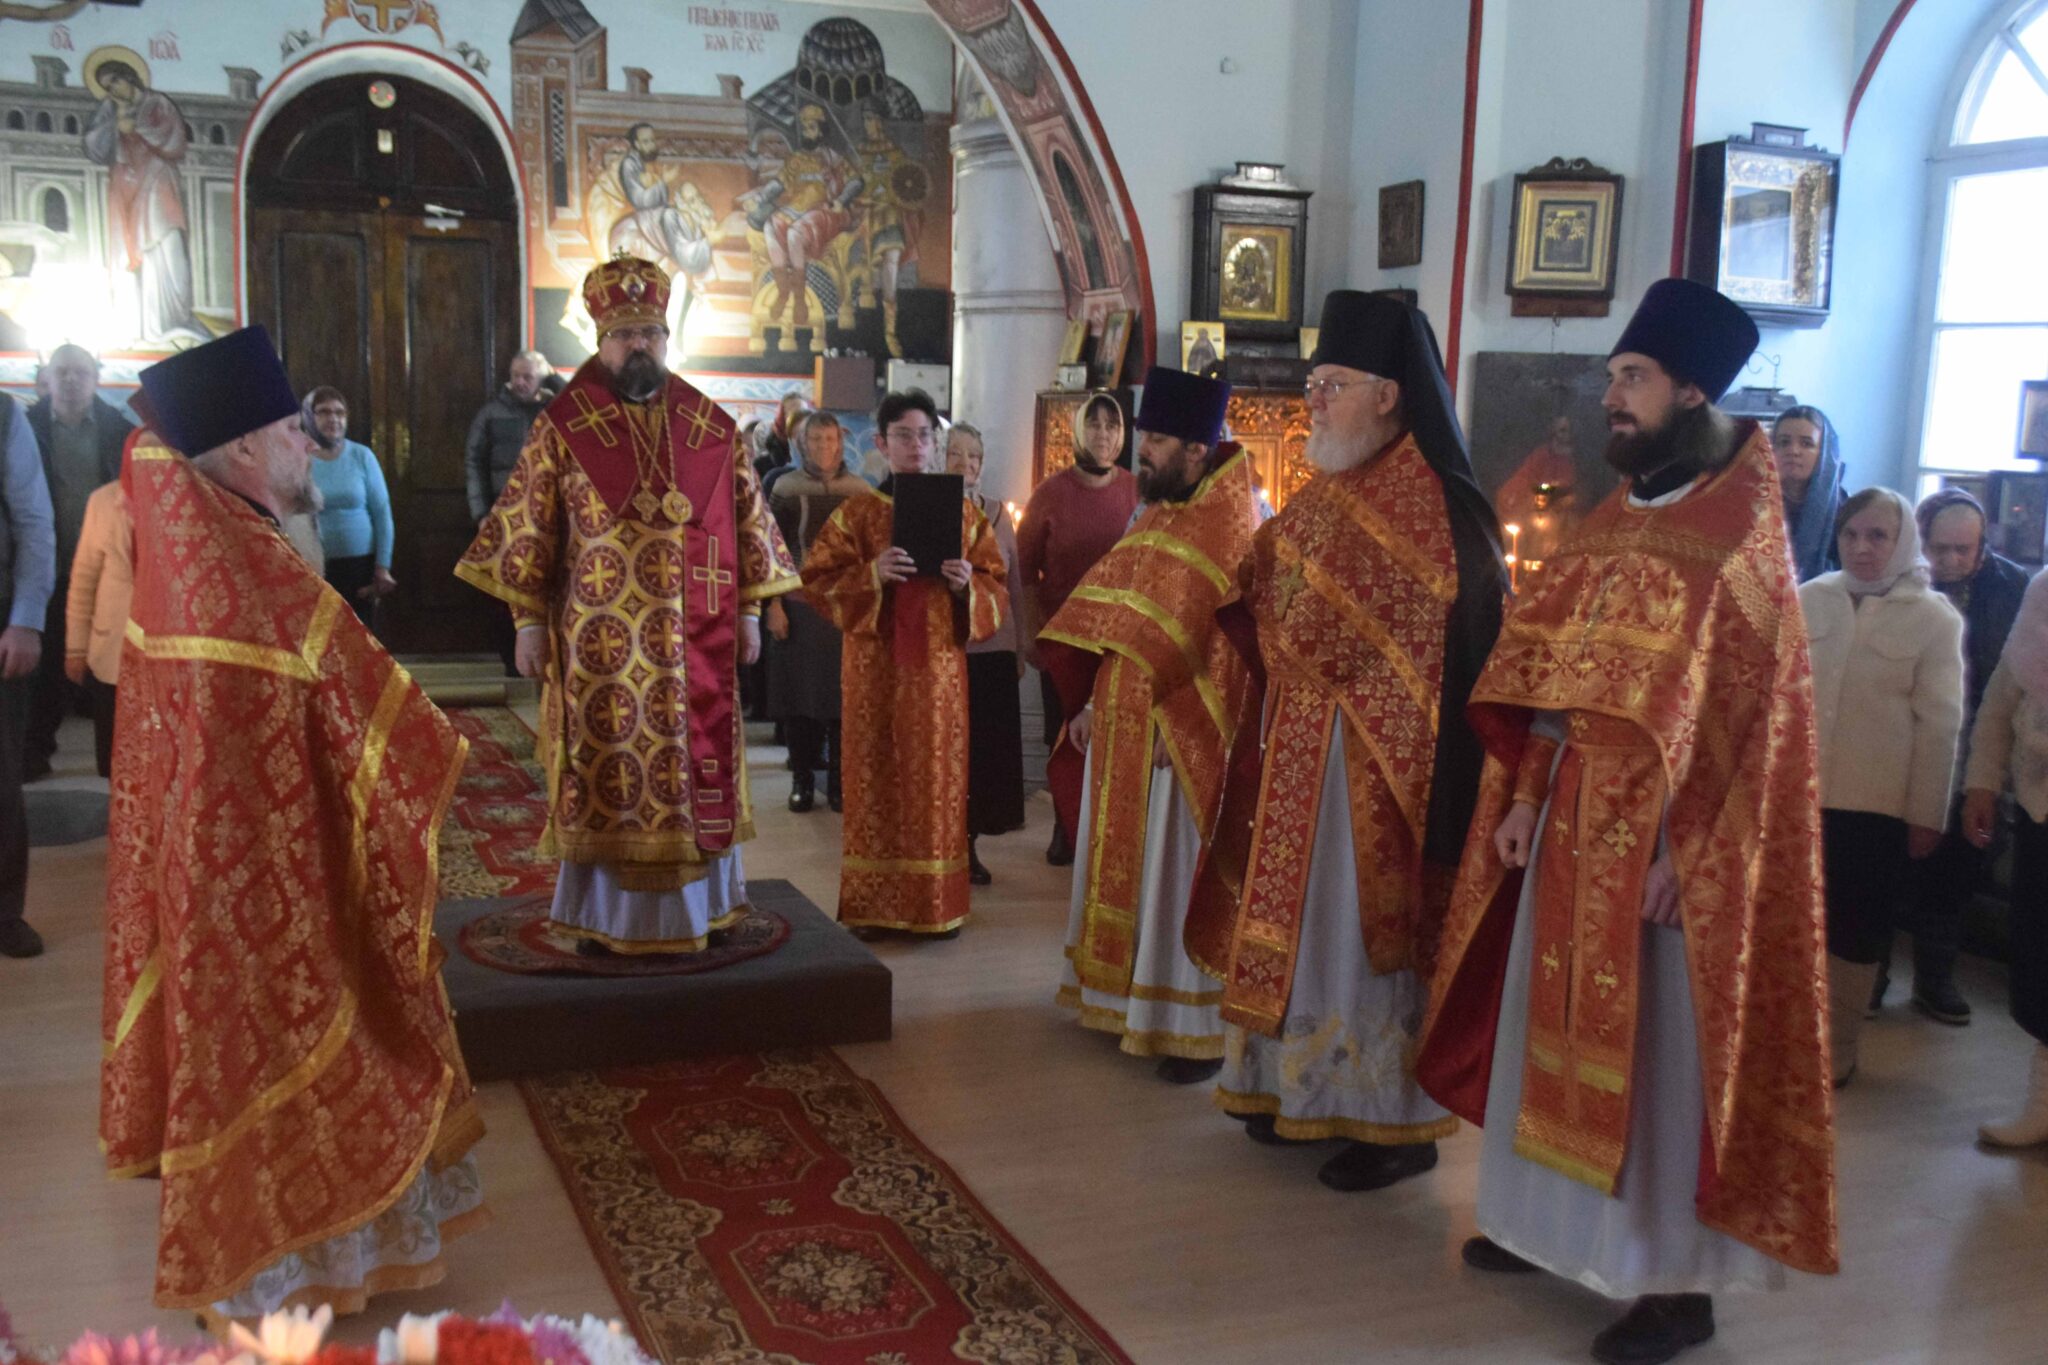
[890,473,964,576]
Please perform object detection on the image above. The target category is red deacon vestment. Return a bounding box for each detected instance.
[801,489,1007,932]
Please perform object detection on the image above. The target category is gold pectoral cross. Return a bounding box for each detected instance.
[1270,558,1309,620]
[693,535,735,612]
[677,397,721,447]
[567,389,624,447]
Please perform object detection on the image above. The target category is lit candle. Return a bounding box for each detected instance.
[1503,522,1521,591]
[1005,500,1023,529]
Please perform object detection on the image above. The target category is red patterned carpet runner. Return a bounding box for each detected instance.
[441,707,557,899]
[520,1051,1136,1365]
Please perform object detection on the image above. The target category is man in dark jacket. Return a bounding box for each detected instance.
[24,344,129,778]
[464,349,552,522]
[464,349,551,673]
[1894,489,2032,1024]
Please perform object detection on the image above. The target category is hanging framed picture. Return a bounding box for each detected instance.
[1190,172,1313,344]
[2019,378,2048,459]
[1505,158,1624,314]
[1092,310,1134,388]
[1181,320,1227,374]
[1378,179,1425,269]
[1686,130,1839,328]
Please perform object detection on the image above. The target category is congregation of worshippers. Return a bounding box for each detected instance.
[12,256,2048,1364]
[6,15,2048,1364]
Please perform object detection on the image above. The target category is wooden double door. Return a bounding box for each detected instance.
[246,73,520,655]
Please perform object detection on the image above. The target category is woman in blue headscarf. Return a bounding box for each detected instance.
[1775,404,1846,581]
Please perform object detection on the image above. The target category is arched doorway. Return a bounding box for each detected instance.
[245,71,519,656]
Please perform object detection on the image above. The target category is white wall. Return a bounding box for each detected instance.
[1028,0,1352,355]
[1459,0,1691,379]
[1346,2,1471,328]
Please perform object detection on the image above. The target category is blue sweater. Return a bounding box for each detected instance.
[310,440,394,568]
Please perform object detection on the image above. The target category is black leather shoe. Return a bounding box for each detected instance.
[1912,977,1972,1026]
[788,773,816,814]
[827,791,843,813]
[0,919,44,958]
[1155,1056,1223,1085]
[574,937,613,958]
[1591,1294,1714,1365]
[929,926,961,941]
[1316,1140,1438,1192]
[1241,1113,1320,1146]
[1046,824,1074,867]
[1461,1236,1538,1273]
[968,840,992,886]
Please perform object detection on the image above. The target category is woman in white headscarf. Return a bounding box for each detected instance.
[1960,568,2048,1146]
[1799,486,1966,1087]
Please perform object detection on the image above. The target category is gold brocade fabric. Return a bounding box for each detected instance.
[1041,452,1259,997]
[800,492,1007,931]
[1419,422,1839,1276]
[455,372,798,887]
[103,439,483,1310]
[1518,713,1665,1193]
[1188,436,1458,1034]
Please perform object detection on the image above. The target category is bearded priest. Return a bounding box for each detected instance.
[105,327,486,1325]
[1044,367,1261,1083]
[1187,291,1506,1192]
[1419,279,1838,1365]
[457,257,800,954]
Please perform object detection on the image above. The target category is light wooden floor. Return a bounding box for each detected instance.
[4,714,2046,1363]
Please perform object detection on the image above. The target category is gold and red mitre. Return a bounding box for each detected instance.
[584,254,671,335]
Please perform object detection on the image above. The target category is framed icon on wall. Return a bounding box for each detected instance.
[1686,132,1839,329]
[1506,158,1624,311]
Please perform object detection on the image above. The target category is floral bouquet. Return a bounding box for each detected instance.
[0,1304,653,1365]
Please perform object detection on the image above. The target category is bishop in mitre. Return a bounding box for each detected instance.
[458,256,800,953]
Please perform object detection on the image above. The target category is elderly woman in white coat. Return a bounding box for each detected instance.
[1800,486,1965,1088]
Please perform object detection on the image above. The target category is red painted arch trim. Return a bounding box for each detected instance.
[1670,0,1706,277]
[1846,0,1921,146]
[1014,0,1159,370]
[1445,0,1484,396]
[232,41,530,338]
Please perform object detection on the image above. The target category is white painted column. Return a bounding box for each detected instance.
[950,115,1068,508]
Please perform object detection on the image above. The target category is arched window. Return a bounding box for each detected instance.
[3,111,20,131]
[39,187,68,234]
[62,114,78,134]
[1918,0,2048,490]
[209,123,226,145]
[32,111,50,133]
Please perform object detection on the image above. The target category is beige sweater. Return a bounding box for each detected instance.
[65,481,132,686]
[1800,571,1965,830]
[1964,658,2048,824]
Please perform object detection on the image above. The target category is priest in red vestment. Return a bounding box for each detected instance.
[103,327,485,1324]
[1419,279,1838,1365]
[801,389,1008,938]
[1044,367,1260,1083]
[1185,291,1506,1193]
[457,257,800,954]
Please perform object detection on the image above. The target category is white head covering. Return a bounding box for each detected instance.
[2003,568,2048,698]
[1840,486,1927,597]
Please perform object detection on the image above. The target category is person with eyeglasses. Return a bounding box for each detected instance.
[1189,290,1504,1198]
[457,256,802,959]
[799,389,1008,940]
[1017,391,1137,867]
